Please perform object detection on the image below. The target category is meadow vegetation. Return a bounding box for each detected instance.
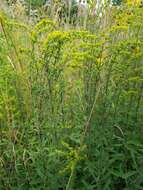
[0,0,143,189]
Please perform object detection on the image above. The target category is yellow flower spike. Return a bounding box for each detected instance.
[126,0,141,6]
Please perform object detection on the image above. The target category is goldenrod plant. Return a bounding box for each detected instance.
[0,1,143,189]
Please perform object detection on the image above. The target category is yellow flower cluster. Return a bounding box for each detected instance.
[126,0,141,6]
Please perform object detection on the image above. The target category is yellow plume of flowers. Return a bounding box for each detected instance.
[126,0,141,6]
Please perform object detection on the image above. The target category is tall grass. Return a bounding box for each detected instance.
[0,1,143,189]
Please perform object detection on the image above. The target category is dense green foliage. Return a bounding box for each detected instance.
[0,1,143,190]
[112,0,122,5]
[25,0,46,7]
